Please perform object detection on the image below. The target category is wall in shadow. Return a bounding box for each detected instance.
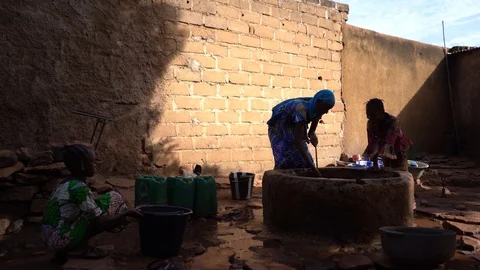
[397,59,453,155]
[146,137,220,176]
[449,48,480,156]
[342,25,452,155]
[0,0,186,174]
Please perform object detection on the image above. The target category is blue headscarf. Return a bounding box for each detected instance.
[308,89,335,119]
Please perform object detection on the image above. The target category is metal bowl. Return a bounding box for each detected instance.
[336,160,353,167]
[408,161,429,180]
[380,226,456,267]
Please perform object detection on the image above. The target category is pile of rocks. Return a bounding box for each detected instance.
[0,142,90,236]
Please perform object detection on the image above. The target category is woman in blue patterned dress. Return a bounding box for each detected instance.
[267,89,336,174]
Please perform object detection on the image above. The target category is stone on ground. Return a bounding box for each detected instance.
[31,251,47,257]
[86,174,106,185]
[246,201,262,209]
[440,187,452,195]
[106,177,135,189]
[29,151,53,166]
[65,140,93,149]
[460,236,480,252]
[216,182,230,189]
[23,243,35,249]
[90,183,113,194]
[50,143,65,162]
[245,223,263,235]
[447,175,473,187]
[442,220,480,235]
[243,262,269,270]
[0,185,39,202]
[193,245,206,255]
[26,216,43,224]
[24,162,66,174]
[193,247,235,270]
[41,178,62,192]
[0,150,18,168]
[440,211,480,224]
[30,199,48,215]
[0,181,15,188]
[263,238,282,249]
[63,257,115,270]
[414,206,448,218]
[472,252,480,262]
[0,162,25,179]
[370,253,397,269]
[202,235,226,246]
[338,255,374,270]
[6,219,23,234]
[16,147,33,163]
[0,218,11,236]
[97,245,115,252]
[265,262,295,269]
[229,256,247,269]
[14,173,50,185]
[304,260,336,270]
[419,199,429,206]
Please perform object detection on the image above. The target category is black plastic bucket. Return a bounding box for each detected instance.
[228,172,255,200]
[138,205,193,258]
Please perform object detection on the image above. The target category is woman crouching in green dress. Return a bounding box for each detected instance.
[42,144,143,262]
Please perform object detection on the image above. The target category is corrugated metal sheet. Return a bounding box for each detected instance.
[448,46,480,55]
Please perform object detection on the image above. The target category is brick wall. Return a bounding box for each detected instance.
[0,0,348,182]
[151,0,349,182]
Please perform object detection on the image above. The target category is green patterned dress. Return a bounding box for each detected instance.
[41,178,128,251]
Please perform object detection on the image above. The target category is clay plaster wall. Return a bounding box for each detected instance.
[0,0,348,181]
[449,48,480,156]
[342,25,452,156]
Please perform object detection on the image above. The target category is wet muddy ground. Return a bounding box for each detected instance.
[1,177,480,269]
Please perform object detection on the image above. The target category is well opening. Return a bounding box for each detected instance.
[262,168,414,243]
[282,168,399,179]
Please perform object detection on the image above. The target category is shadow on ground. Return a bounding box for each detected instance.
[2,173,480,270]
[397,59,453,155]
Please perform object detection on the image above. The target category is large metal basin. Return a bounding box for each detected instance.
[380,226,456,266]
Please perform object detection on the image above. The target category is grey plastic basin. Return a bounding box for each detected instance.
[380,226,456,266]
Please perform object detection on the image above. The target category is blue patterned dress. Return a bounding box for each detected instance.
[267,98,314,169]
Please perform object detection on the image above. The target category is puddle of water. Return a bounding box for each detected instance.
[414,214,443,227]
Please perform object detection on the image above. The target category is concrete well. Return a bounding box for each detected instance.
[262,168,414,242]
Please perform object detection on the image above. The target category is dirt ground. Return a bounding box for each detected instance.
[1,174,480,270]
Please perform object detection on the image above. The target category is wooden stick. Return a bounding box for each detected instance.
[442,21,460,153]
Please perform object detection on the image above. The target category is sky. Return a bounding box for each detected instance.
[340,0,480,47]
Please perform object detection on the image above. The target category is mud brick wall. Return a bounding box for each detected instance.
[342,25,452,156]
[449,48,480,156]
[0,0,348,182]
